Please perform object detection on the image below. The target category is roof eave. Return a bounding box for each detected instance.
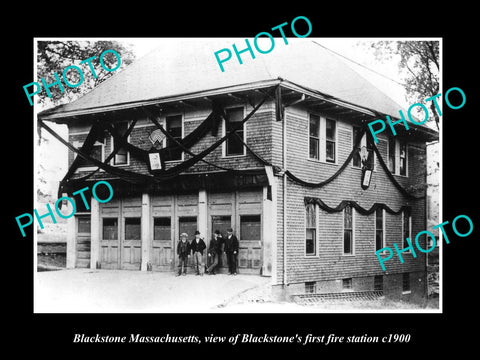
[37,76,439,142]
[37,79,282,123]
[281,80,439,142]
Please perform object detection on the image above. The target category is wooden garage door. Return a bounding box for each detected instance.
[152,217,172,270]
[238,214,262,271]
[178,216,197,270]
[101,217,120,269]
[211,215,231,269]
[122,217,142,270]
[207,190,263,274]
[237,190,263,274]
[99,197,142,270]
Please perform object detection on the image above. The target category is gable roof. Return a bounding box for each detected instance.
[37,38,435,137]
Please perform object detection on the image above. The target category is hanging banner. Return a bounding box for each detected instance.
[361,168,372,189]
[147,149,165,174]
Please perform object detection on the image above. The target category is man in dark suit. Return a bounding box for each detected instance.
[206,230,222,275]
[224,228,239,275]
[190,230,206,276]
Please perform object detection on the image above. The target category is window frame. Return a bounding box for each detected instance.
[124,217,142,241]
[77,216,91,234]
[305,281,316,294]
[387,138,408,177]
[222,105,246,158]
[305,203,318,257]
[343,205,355,256]
[178,216,198,239]
[374,208,386,252]
[307,113,338,165]
[374,275,384,291]
[153,216,172,241]
[308,113,321,161]
[402,211,412,252]
[342,278,353,291]
[102,217,119,240]
[387,137,396,173]
[74,140,105,171]
[402,272,411,294]
[110,121,131,167]
[239,214,262,241]
[161,113,185,162]
[325,118,337,164]
[399,140,408,176]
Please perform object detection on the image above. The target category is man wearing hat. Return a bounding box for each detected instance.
[176,232,190,276]
[206,230,223,275]
[190,230,206,276]
[224,228,239,275]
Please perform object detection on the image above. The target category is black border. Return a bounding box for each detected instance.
[8,6,479,355]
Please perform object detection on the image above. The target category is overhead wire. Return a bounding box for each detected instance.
[311,40,407,88]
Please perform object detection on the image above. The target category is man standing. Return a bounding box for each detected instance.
[206,230,222,275]
[191,230,206,276]
[224,228,239,275]
[176,232,190,276]
[187,236,195,271]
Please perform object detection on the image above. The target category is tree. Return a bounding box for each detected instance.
[366,41,440,212]
[37,40,136,108]
[35,40,136,201]
[368,41,440,130]
[36,40,136,144]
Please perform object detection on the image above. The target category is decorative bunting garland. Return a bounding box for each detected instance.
[283,128,424,200]
[304,197,412,216]
[65,119,139,186]
[284,127,366,188]
[59,120,106,185]
[42,87,275,196]
[141,107,237,173]
[370,136,423,199]
[43,83,422,204]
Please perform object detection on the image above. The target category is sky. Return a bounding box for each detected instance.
[128,37,410,107]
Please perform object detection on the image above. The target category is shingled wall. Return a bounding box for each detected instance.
[272,104,427,301]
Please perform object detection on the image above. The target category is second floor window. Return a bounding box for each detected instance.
[76,139,104,169]
[113,122,128,166]
[399,141,407,176]
[388,138,408,176]
[309,114,320,160]
[225,107,245,156]
[388,137,396,172]
[326,119,336,163]
[165,115,183,161]
[308,114,336,163]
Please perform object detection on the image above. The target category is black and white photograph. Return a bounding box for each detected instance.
[8,7,480,353]
[32,37,442,313]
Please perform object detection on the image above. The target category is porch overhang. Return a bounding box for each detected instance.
[63,168,270,198]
